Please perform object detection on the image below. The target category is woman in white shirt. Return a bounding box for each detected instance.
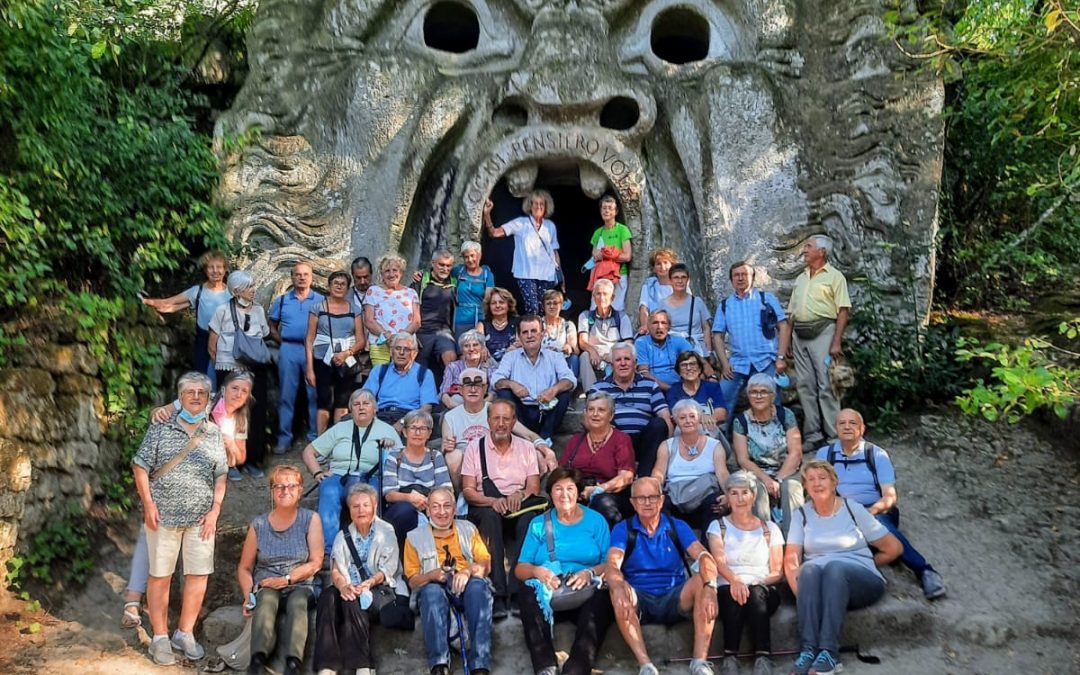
[706,471,784,675]
[652,399,729,530]
[483,190,563,316]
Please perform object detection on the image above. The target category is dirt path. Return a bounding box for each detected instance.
[1,409,1077,674]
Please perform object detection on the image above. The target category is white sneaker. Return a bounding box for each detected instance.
[170,629,205,660]
[149,636,176,666]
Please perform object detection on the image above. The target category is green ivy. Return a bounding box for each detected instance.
[5,501,94,586]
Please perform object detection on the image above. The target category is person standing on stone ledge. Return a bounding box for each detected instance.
[411,248,460,380]
[787,235,851,451]
[349,256,376,383]
[363,252,421,367]
[269,261,323,455]
[589,195,634,311]
[482,190,563,316]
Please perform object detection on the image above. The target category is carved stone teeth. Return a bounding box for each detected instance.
[578,161,608,199]
[506,162,539,198]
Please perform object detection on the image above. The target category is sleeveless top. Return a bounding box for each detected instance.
[666,437,721,483]
[313,300,356,359]
[483,317,518,361]
[252,508,316,589]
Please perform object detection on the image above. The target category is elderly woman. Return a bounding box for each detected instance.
[706,472,784,675]
[453,240,495,337]
[785,460,903,675]
[652,399,729,530]
[483,190,563,316]
[303,389,402,556]
[315,482,409,675]
[476,286,519,362]
[383,410,454,550]
[667,351,727,438]
[732,373,804,534]
[364,252,421,366]
[440,329,496,409]
[307,270,366,435]
[576,278,633,391]
[132,372,228,666]
[143,249,230,385]
[515,468,613,675]
[560,391,635,526]
[237,465,324,675]
[209,270,270,477]
[541,287,579,376]
[588,195,633,311]
[660,263,712,357]
[636,247,678,333]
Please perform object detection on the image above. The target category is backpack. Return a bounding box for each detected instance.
[587,308,627,339]
[719,290,779,341]
[714,516,772,548]
[734,406,792,439]
[623,513,692,577]
[825,441,882,497]
[372,362,429,398]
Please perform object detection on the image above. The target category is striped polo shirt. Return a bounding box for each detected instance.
[588,374,668,435]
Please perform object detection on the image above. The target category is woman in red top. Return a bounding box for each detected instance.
[559,391,636,525]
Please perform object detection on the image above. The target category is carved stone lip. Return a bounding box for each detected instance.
[459,124,645,237]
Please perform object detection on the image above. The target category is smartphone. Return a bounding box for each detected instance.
[244,592,257,611]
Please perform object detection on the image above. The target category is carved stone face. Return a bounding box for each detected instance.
[219,0,943,321]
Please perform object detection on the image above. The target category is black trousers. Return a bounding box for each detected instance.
[313,586,373,671]
[628,416,669,477]
[217,365,268,468]
[518,583,615,675]
[717,583,780,654]
[588,490,633,527]
[467,505,532,599]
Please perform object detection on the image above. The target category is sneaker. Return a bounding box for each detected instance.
[639,664,660,675]
[283,656,302,675]
[753,655,774,675]
[429,666,450,675]
[719,655,739,675]
[921,568,947,600]
[170,629,205,660]
[492,597,509,621]
[509,595,521,617]
[808,650,842,675]
[149,636,176,666]
[689,658,716,675]
[243,464,265,478]
[790,648,815,675]
[228,467,243,481]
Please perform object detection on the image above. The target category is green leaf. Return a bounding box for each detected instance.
[90,41,107,59]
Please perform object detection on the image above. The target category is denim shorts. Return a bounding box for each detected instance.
[637,582,689,625]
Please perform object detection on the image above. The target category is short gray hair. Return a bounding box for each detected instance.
[346,482,379,506]
[431,248,453,264]
[610,341,636,360]
[391,332,418,350]
[747,372,776,395]
[176,371,212,396]
[592,278,615,295]
[227,270,255,295]
[585,390,615,415]
[377,251,407,274]
[458,329,486,347]
[671,398,706,436]
[460,240,482,255]
[811,235,832,256]
[648,309,671,323]
[725,470,758,495]
[402,409,433,430]
[348,388,377,408]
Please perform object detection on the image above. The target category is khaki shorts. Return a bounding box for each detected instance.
[146,525,216,577]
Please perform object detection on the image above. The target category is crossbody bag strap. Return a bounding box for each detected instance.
[354,423,376,480]
[688,295,696,337]
[563,433,588,468]
[342,526,370,581]
[544,510,556,563]
[150,425,207,481]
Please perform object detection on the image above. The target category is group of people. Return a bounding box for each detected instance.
[129,190,946,675]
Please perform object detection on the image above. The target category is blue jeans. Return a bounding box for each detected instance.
[875,508,929,576]
[318,473,378,554]
[417,578,493,669]
[796,561,884,654]
[277,341,318,447]
[718,362,781,421]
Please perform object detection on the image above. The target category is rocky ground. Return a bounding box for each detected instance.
[0,408,1077,674]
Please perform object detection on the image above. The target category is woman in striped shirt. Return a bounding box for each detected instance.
[382,409,453,550]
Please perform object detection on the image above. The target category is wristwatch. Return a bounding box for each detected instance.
[705,579,719,589]
[285,574,292,586]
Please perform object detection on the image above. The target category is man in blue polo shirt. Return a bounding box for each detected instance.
[363,332,438,434]
[589,342,672,476]
[607,477,719,675]
[711,261,791,416]
[634,310,695,392]
[268,262,324,454]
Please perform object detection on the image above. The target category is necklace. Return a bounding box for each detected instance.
[682,436,703,457]
[491,318,508,330]
[587,429,612,453]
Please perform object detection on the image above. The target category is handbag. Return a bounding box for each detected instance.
[342,524,415,629]
[667,473,721,512]
[477,438,550,509]
[229,301,271,366]
[215,615,252,670]
[542,510,600,612]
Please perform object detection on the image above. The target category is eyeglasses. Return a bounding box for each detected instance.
[461,378,485,387]
[392,346,413,353]
[630,494,662,504]
[748,390,772,397]
[181,389,210,398]
[271,484,301,492]
[678,362,700,370]
[407,425,432,432]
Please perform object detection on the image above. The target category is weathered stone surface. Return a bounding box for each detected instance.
[0,439,32,492]
[0,393,64,443]
[0,368,55,398]
[218,0,943,321]
[10,343,99,377]
[55,394,106,443]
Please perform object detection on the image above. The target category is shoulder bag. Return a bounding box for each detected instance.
[544,510,601,611]
[229,301,271,366]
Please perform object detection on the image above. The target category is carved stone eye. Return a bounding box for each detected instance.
[650,7,710,64]
[423,1,481,54]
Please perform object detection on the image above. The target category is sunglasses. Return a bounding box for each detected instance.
[461,377,486,387]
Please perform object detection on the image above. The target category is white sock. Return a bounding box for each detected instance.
[152,634,168,642]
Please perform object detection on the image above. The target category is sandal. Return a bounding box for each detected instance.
[121,601,142,628]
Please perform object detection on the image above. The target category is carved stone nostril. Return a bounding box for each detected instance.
[599,97,640,132]
[493,101,529,127]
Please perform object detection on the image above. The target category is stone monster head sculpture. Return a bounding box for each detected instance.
[217,0,942,316]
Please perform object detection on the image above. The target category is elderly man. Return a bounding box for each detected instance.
[491,314,576,442]
[588,342,672,477]
[363,332,439,432]
[269,262,324,454]
[711,260,791,415]
[441,367,557,491]
[404,485,494,675]
[578,278,634,391]
[788,236,851,448]
[461,399,544,620]
[634,309,696,392]
[607,477,720,675]
[817,409,946,600]
[412,248,459,373]
[133,372,228,666]
[349,256,375,381]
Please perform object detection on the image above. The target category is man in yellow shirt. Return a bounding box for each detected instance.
[404,486,493,675]
[787,236,851,449]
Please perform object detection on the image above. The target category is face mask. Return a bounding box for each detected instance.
[178,409,207,424]
[236,297,252,307]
